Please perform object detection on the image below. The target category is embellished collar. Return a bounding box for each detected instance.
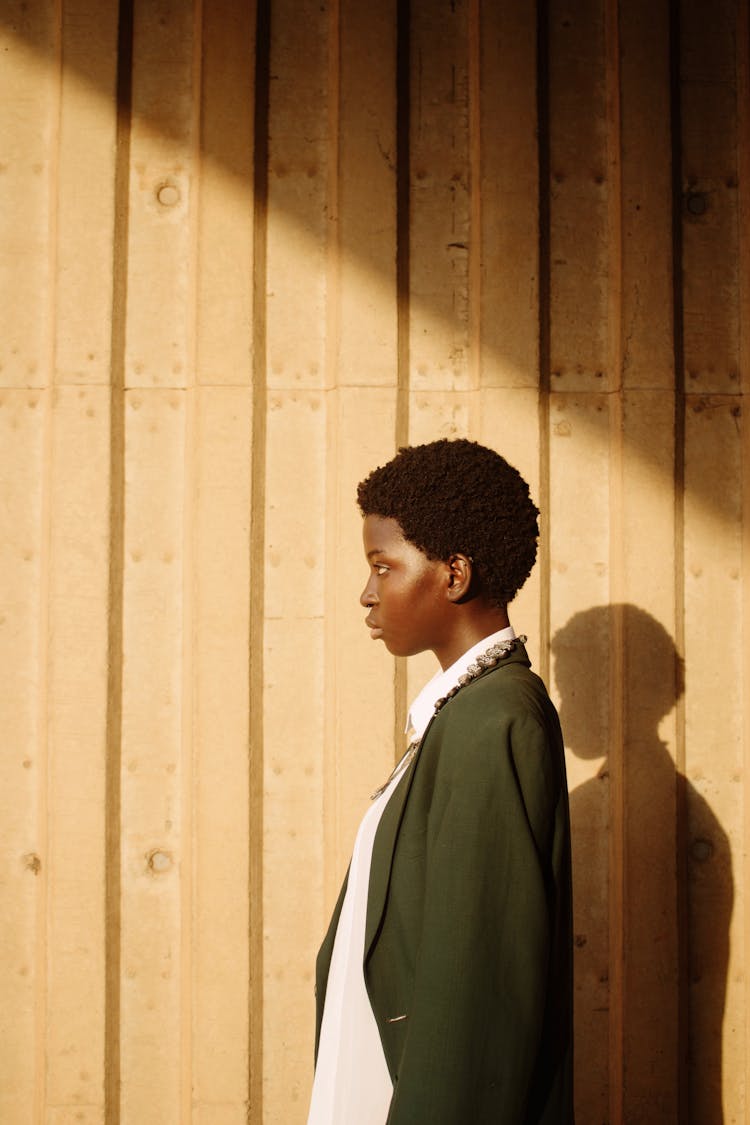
[406,624,517,740]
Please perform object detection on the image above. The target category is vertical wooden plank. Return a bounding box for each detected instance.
[103,3,133,1118]
[546,13,617,1121]
[263,2,330,1117]
[548,0,610,393]
[681,5,745,1123]
[0,4,57,388]
[547,2,626,1118]
[54,2,119,385]
[120,389,186,1125]
[0,391,46,1122]
[249,3,271,1120]
[738,0,750,1114]
[0,5,58,1122]
[126,0,196,389]
[479,0,539,389]
[409,0,471,392]
[265,0,328,397]
[548,392,611,1125]
[196,0,255,388]
[192,388,252,1125]
[45,389,110,1123]
[618,0,673,392]
[119,2,199,1120]
[191,4,256,1121]
[616,2,680,1118]
[681,0,740,396]
[337,0,398,390]
[44,4,119,1116]
[683,397,743,1125]
[264,394,327,1121]
[619,393,680,1120]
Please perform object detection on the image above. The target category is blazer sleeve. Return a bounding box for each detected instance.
[385,700,566,1124]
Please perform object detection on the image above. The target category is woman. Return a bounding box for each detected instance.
[308,439,574,1124]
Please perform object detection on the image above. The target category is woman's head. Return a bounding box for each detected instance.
[357,438,539,608]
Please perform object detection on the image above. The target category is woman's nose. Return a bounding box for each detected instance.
[360,580,377,607]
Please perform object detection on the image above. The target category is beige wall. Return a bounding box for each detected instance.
[0,0,748,1121]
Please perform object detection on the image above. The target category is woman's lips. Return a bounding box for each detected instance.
[365,618,384,640]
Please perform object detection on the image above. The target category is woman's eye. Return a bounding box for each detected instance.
[374,564,389,575]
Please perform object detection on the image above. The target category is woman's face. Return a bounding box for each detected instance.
[360,515,450,658]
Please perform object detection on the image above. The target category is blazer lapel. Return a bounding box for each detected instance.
[364,735,426,963]
[362,640,532,965]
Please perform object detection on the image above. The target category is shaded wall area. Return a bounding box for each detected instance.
[0,0,747,1122]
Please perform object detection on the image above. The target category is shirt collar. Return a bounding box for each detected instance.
[406,624,517,740]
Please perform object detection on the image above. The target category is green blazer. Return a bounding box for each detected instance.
[315,643,574,1123]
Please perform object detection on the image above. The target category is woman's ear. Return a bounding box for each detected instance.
[446,553,473,602]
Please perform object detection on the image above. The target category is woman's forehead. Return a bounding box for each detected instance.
[362,514,407,554]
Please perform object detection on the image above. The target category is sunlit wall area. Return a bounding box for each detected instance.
[0,1,747,1122]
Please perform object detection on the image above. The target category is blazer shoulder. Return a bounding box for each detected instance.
[448,656,558,729]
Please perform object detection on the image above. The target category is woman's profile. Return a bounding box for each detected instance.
[308,438,574,1124]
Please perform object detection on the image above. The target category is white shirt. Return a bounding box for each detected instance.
[406,624,516,739]
[308,623,517,1124]
[307,756,410,1125]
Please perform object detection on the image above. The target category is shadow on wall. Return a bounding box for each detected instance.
[552,604,733,1125]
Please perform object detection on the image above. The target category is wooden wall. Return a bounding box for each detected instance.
[0,0,747,1121]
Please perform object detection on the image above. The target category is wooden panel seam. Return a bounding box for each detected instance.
[537,0,551,677]
[249,0,270,1118]
[394,0,411,753]
[737,0,750,1105]
[179,1,203,1119]
[668,0,689,1116]
[104,1,135,1121]
[605,0,624,1120]
[468,0,480,395]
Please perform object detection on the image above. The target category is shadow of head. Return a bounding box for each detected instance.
[550,603,684,760]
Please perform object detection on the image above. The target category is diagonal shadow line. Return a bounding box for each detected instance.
[0,3,743,536]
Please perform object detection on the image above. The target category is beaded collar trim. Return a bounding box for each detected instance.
[433,635,526,713]
[370,635,526,800]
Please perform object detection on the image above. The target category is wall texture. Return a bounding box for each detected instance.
[0,0,747,1122]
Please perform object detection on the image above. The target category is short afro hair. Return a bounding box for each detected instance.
[357,438,539,607]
